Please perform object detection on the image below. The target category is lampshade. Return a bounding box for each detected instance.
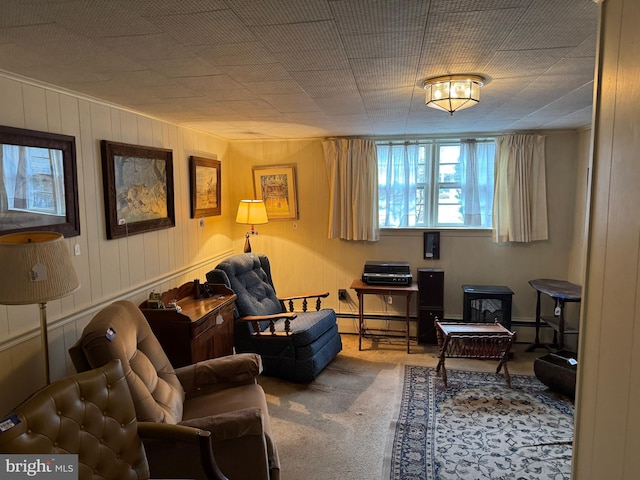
[0,232,80,305]
[423,75,485,115]
[236,200,269,226]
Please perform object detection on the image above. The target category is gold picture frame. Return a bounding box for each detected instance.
[252,164,298,221]
[190,156,221,218]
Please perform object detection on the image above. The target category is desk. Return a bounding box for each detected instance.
[526,278,581,351]
[350,279,418,353]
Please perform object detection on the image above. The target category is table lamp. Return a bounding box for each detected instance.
[235,200,268,253]
[0,232,80,384]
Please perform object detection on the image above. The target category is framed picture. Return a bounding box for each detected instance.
[252,164,298,220]
[189,156,221,218]
[0,125,80,237]
[101,140,175,239]
[424,231,440,259]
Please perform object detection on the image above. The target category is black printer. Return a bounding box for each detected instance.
[361,261,412,286]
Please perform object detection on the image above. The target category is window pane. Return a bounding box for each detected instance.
[439,163,461,183]
[438,186,461,204]
[415,186,425,224]
[438,204,463,224]
[439,145,459,163]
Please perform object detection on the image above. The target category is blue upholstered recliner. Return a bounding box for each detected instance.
[206,253,342,383]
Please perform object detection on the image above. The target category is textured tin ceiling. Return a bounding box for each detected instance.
[0,0,598,139]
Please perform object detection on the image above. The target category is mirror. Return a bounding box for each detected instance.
[0,125,80,237]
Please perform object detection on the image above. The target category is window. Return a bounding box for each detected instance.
[377,138,495,229]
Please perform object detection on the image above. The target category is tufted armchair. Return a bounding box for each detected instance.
[69,300,279,480]
[206,253,342,383]
[0,359,227,480]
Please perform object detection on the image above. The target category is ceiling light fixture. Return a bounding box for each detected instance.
[423,75,485,115]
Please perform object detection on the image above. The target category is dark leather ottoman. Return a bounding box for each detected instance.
[534,350,577,399]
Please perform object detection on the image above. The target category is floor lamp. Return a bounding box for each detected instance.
[0,232,80,385]
[235,200,268,253]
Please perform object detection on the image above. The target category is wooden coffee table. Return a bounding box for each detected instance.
[435,321,516,387]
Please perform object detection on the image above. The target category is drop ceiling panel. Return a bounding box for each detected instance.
[123,0,229,16]
[95,34,197,61]
[424,9,525,47]
[350,56,420,80]
[356,74,417,92]
[194,42,277,66]
[502,22,595,51]
[2,23,108,66]
[142,58,223,78]
[484,48,575,79]
[272,48,351,72]
[428,0,524,14]
[242,80,304,95]
[31,2,161,38]
[176,75,246,92]
[0,0,598,139]
[260,93,321,113]
[251,21,343,53]
[361,87,414,111]
[289,70,359,98]
[330,0,430,34]
[217,63,292,83]
[342,31,424,59]
[227,0,333,26]
[146,10,255,46]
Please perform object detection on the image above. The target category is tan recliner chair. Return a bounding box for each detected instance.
[69,300,280,480]
[0,359,227,480]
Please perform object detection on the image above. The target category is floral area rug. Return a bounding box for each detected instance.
[386,366,574,480]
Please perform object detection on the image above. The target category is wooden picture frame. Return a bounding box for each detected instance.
[0,125,80,237]
[101,140,175,239]
[189,156,221,218]
[252,164,298,220]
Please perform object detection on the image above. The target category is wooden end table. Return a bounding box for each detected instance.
[435,321,516,387]
[350,279,418,353]
[139,282,237,367]
[526,278,581,351]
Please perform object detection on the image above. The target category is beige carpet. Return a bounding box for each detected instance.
[257,334,540,480]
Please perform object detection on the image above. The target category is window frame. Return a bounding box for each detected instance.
[376,137,495,230]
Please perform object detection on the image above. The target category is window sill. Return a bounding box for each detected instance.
[380,228,492,238]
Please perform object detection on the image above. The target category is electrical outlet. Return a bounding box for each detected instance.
[338,289,347,301]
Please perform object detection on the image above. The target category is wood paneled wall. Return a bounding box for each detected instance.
[0,74,233,412]
[574,0,640,477]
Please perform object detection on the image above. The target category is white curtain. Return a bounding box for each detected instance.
[461,139,494,227]
[323,138,379,241]
[493,134,548,243]
[378,142,420,227]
